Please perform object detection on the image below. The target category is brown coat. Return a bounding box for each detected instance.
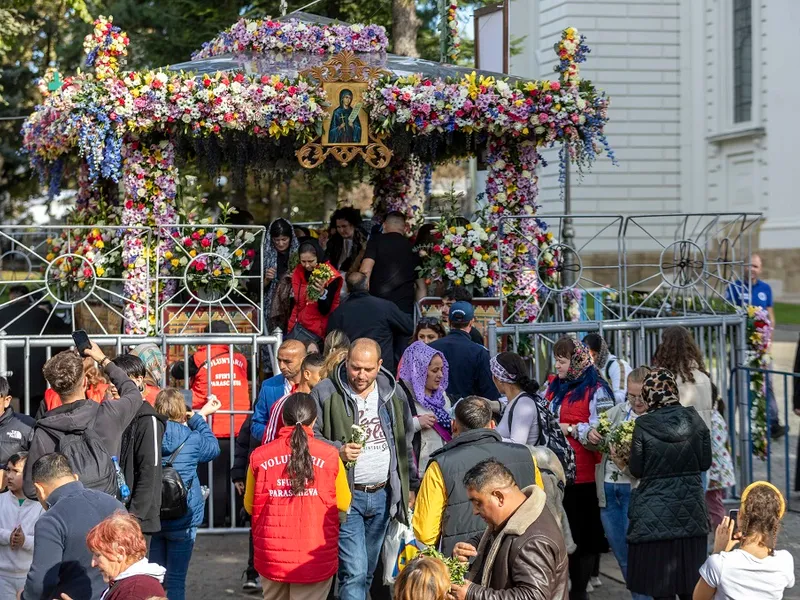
[466,486,569,600]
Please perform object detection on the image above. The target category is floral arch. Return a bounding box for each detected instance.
[21,15,613,335]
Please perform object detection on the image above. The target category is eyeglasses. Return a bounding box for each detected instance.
[418,317,441,327]
[626,393,643,404]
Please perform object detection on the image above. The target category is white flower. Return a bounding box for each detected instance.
[464,274,475,284]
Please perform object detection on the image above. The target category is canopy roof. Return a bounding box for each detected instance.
[168,12,521,83]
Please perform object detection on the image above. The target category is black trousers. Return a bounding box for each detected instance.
[198,438,241,528]
[568,553,597,600]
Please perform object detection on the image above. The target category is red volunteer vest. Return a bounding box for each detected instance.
[287,263,341,339]
[250,426,341,583]
[44,383,109,411]
[190,346,250,438]
[554,390,601,485]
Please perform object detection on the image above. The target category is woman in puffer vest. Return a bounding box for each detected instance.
[545,337,614,600]
[248,393,351,599]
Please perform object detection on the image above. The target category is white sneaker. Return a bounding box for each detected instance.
[590,576,602,587]
[586,582,594,592]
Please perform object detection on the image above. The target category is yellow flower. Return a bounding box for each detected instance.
[46,253,55,261]
[171,259,179,267]
[455,278,462,285]
[189,250,197,258]
[449,227,456,234]
[164,251,173,260]
[212,268,221,276]
[216,229,225,238]
[234,249,244,258]
[444,255,452,262]
[197,229,205,236]
[466,224,472,230]
[77,281,86,289]
[223,267,232,275]
[95,240,104,249]
[96,266,105,277]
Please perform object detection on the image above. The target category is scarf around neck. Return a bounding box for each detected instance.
[546,340,612,412]
[398,341,451,431]
[263,218,299,322]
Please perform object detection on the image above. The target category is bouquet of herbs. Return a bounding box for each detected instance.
[607,420,637,475]
[307,263,337,302]
[420,547,469,586]
[345,424,367,469]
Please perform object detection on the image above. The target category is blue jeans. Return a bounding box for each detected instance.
[599,483,650,600]
[338,488,390,600]
[150,526,196,600]
[766,373,780,428]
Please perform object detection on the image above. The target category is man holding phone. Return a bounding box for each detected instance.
[22,335,144,500]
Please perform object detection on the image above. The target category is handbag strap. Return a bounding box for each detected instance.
[166,440,188,468]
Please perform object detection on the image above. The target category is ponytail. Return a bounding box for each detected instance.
[495,352,540,396]
[281,393,318,496]
[288,423,315,496]
[517,374,540,397]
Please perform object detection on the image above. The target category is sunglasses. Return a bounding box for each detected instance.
[418,317,441,327]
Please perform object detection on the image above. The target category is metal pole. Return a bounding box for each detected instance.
[0,331,9,378]
[562,150,576,289]
[736,320,751,489]
[487,320,498,357]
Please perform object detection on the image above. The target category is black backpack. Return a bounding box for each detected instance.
[39,422,117,495]
[160,441,189,521]
[508,393,577,485]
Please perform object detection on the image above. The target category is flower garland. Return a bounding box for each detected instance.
[554,27,589,87]
[440,0,460,63]
[83,16,129,80]
[746,305,772,459]
[372,155,426,233]
[191,18,389,60]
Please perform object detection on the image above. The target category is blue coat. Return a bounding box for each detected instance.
[430,330,499,401]
[251,374,287,443]
[160,414,220,531]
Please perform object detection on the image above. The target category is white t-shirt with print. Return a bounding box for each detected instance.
[350,383,391,486]
[699,548,795,600]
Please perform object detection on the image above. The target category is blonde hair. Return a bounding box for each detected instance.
[394,556,450,600]
[627,366,651,386]
[320,348,347,381]
[155,388,187,422]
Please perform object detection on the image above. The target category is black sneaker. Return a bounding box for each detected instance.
[242,577,260,593]
[771,424,788,440]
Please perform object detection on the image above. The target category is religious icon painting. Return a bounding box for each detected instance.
[322,82,368,147]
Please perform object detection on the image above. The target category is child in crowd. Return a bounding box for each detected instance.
[394,556,450,600]
[695,481,794,600]
[707,384,736,528]
[0,452,44,597]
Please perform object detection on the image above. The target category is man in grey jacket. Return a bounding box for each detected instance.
[23,342,143,500]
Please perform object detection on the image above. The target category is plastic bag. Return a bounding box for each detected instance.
[381,518,421,585]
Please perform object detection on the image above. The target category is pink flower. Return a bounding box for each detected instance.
[200,238,211,248]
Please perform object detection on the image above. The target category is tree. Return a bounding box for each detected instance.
[393,0,421,57]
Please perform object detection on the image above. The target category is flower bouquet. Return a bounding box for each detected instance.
[306,263,337,302]
[746,304,772,459]
[420,547,469,585]
[607,419,636,475]
[345,424,367,469]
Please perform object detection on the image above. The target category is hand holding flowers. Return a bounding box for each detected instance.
[306,264,337,302]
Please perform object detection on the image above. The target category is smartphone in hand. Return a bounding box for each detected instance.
[729,509,739,536]
[71,330,91,356]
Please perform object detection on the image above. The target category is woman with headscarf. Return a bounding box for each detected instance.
[626,368,711,600]
[287,239,342,343]
[263,218,299,334]
[545,337,614,600]
[131,343,165,405]
[583,333,631,405]
[398,341,452,473]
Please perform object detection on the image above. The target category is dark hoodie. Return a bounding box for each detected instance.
[120,402,167,534]
[627,404,712,543]
[23,362,144,500]
[311,362,418,525]
[0,407,33,467]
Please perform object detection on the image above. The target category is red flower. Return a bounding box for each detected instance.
[234,73,245,83]
[183,237,193,246]
[218,235,228,245]
[191,232,200,241]
[82,267,93,278]
[152,79,162,89]
[246,249,256,258]
[275,81,284,90]
[433,244,441,253]
[200,238,211,248]
[212,124,220,133]
[241,259,251,268]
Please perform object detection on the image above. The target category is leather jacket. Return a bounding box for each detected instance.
[466,486,568,600]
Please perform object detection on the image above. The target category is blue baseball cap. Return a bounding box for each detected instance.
[449,301,474,325]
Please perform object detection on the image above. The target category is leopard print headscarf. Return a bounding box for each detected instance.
[641,367,681,411]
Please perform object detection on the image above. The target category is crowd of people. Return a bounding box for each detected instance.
[0,208,795,600]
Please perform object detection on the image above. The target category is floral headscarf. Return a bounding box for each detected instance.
[263,218,299,324]
[546,339,612,411]
[641,368,681,411]
[398,341,451,431]
[592,336,611,371]
[131,343,165,386]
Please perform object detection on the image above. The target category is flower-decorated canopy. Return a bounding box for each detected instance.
[21,14,614,334]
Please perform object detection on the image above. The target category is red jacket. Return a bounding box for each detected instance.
[103,574,165,600]
[250,426,341,583]
[43,383,109,411]
[553,390,600,485]
[143,384,160,406]
[190,345,250,439]
[287,263,341,339]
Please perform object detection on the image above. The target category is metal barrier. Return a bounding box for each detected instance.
[0,332,282,533]
[729,366,797,511]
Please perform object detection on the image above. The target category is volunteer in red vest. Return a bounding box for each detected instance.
[262,353,324,444]
[545,337,614,600]
[245,392,351,600]
[287,239,343,342]
[170,320,251,528]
